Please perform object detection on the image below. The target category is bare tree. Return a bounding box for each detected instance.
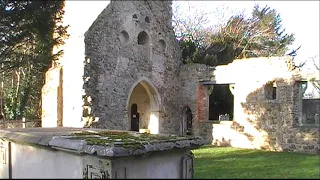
[308,55,320,93]
[311,55,320,71]
[172,1,211,43]
[172,1,243,46]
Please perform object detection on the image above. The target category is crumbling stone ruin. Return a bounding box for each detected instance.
[41,0,319,154]
[83,1,182,135]
[197,57,319,154]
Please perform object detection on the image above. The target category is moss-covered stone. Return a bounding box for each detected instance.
[69,131,182,150]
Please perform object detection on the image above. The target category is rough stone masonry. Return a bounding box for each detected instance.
[83,1,183,135]
[41,0,319,153]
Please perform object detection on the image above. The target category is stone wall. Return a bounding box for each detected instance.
[238,78,319,153]
[83,1,182,134]
[60,1,111,128]
[179,64,214,136]
[41,64,63,127]
[194,56,319,153]
[40,1,112,128]
[0,120,41,129]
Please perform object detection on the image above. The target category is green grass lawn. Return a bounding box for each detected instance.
[192,146,319,179]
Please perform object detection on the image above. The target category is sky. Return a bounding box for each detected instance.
[173,1,320,74]
[63,1,319,74]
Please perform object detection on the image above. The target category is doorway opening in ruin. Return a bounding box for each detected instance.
[127,78,161,134]
[130,104,139,131]
[182,106,193,135]
[209,84,234,121]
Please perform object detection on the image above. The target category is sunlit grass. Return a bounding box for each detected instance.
[192,146,319,179]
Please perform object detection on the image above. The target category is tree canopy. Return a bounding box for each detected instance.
[0,0,68,120]
[175,4,296,66]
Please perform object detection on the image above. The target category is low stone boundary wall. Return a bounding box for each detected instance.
[0,119,41,129]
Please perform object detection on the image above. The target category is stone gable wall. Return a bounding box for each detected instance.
[83,1,182,134]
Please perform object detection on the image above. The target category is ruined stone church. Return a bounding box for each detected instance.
[42,1,319,153]
[83,1,183,135]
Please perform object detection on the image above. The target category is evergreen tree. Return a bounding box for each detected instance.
[0,0,68,120]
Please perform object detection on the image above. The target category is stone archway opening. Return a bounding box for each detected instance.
[182,106,193,136]
[127,79,161,134]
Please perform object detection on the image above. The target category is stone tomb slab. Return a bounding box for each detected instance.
[0,127,204,179]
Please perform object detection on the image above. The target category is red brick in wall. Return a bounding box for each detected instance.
[197,85,206,122]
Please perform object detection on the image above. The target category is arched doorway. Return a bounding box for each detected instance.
[182,106,193,136]
[127,78,161,134]
[130,104,139,131]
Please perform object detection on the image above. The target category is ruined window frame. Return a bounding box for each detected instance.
[207,83,235,122]
[298,80,320,127]
[264,81,277,101]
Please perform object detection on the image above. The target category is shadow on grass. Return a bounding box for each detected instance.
[193,146,319,179]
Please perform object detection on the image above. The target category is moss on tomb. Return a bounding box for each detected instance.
[69,131,181,150]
